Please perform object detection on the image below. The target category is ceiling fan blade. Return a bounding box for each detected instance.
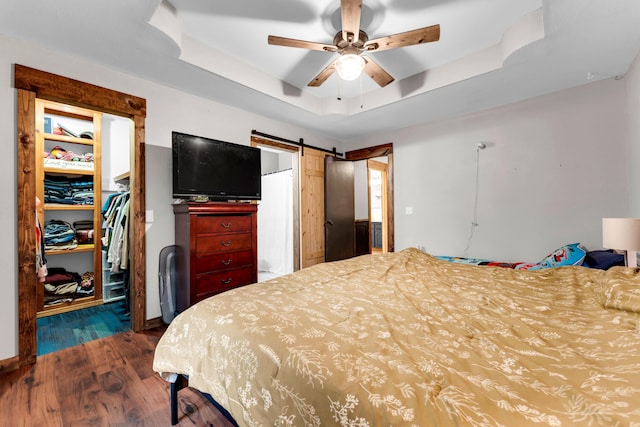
[308,60,337,87]
[363,56,394,87]
[364,24,440,52]
[341,0,362,43]
[268,35,337,52]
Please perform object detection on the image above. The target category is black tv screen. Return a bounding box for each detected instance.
[172,131,261,201]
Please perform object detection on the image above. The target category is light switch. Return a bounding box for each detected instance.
[146,210,154,223]
[405,207,413,215]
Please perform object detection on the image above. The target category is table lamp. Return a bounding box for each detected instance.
[602,218,640,267]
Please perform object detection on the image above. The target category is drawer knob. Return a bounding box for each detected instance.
[221,259,232,266]
[221,240,232,247]
[221,278,232,284]
[221,222,232,228]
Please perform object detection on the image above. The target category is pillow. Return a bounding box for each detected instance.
[582,250,625,270]
[515,243,586,271]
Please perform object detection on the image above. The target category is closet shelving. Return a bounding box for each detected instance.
[102,172,129,304]
[102,251,125,303]
[35,100,103,317]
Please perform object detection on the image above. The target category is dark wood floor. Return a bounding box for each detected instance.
[0,328,236,426]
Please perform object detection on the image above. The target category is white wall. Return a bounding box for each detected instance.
[627,52,640,216]
[345,78,630,262]
[102,114,131,192]
[0,34,342,361]
[261,151,280,175]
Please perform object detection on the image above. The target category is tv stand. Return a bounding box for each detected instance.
[190,195,210,203]
[173,202,258,312]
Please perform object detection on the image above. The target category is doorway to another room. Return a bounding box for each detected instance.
[368,159,388,254]
[335,144,394,260]
[252,137,301,282]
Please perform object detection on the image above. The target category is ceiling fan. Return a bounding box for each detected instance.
[268,0,440,88]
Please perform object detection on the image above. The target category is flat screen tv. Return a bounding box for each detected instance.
[172,131,261,201]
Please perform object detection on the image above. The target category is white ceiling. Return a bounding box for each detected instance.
[2,0,640,140]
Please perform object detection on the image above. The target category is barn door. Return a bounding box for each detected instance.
[324,156,355,262]
[300,147,327,268]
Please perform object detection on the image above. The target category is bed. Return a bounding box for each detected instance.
[153,248,640,426]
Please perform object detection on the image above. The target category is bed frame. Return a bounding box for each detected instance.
[169,373,239,426]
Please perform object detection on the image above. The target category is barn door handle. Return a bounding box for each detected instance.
[221,240,232,247]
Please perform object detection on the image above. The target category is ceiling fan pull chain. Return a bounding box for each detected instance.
[337,76,342,101]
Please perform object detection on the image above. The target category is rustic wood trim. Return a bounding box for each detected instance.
[251,130,342,157]
[0,356,20,373]
[345,143,392,160]
[144,316,165,330]
[251,136,298,153]
[14,64,146,118]
[345,143,394,253]
[11,64,147,372]
[16,88,38,367]
[130,114,146,332]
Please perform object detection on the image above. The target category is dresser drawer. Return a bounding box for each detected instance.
[196,250,253,274]
[196,232,252,254]
[195,214,252,234]
[195,267,254,299]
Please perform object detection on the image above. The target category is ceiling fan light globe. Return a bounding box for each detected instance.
[335,54,365,80]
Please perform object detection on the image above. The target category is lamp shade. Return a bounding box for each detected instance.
[335,54,365,81]
[602,218,640,267]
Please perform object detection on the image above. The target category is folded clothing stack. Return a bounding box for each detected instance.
[43,268,94,305]
[45,145,94,162]
[44,220,77,251]
[73,220,94,244]
[44,175,93,205]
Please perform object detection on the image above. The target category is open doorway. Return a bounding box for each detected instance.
[368,158,388,254]
[346,143,395,255]
[251,136,301,280]
[13,65,146,370]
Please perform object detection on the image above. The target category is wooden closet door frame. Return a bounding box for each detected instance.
[12,65,147,370]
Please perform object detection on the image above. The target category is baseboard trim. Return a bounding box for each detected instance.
[144,316,165,330]
[0,355,23,373]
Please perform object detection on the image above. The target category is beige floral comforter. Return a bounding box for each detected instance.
[153,248,640,426]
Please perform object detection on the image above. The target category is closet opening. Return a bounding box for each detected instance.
[14,64,146,370]
[35,106,134,355]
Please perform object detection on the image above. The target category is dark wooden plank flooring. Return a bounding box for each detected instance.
[0,329,236,426]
